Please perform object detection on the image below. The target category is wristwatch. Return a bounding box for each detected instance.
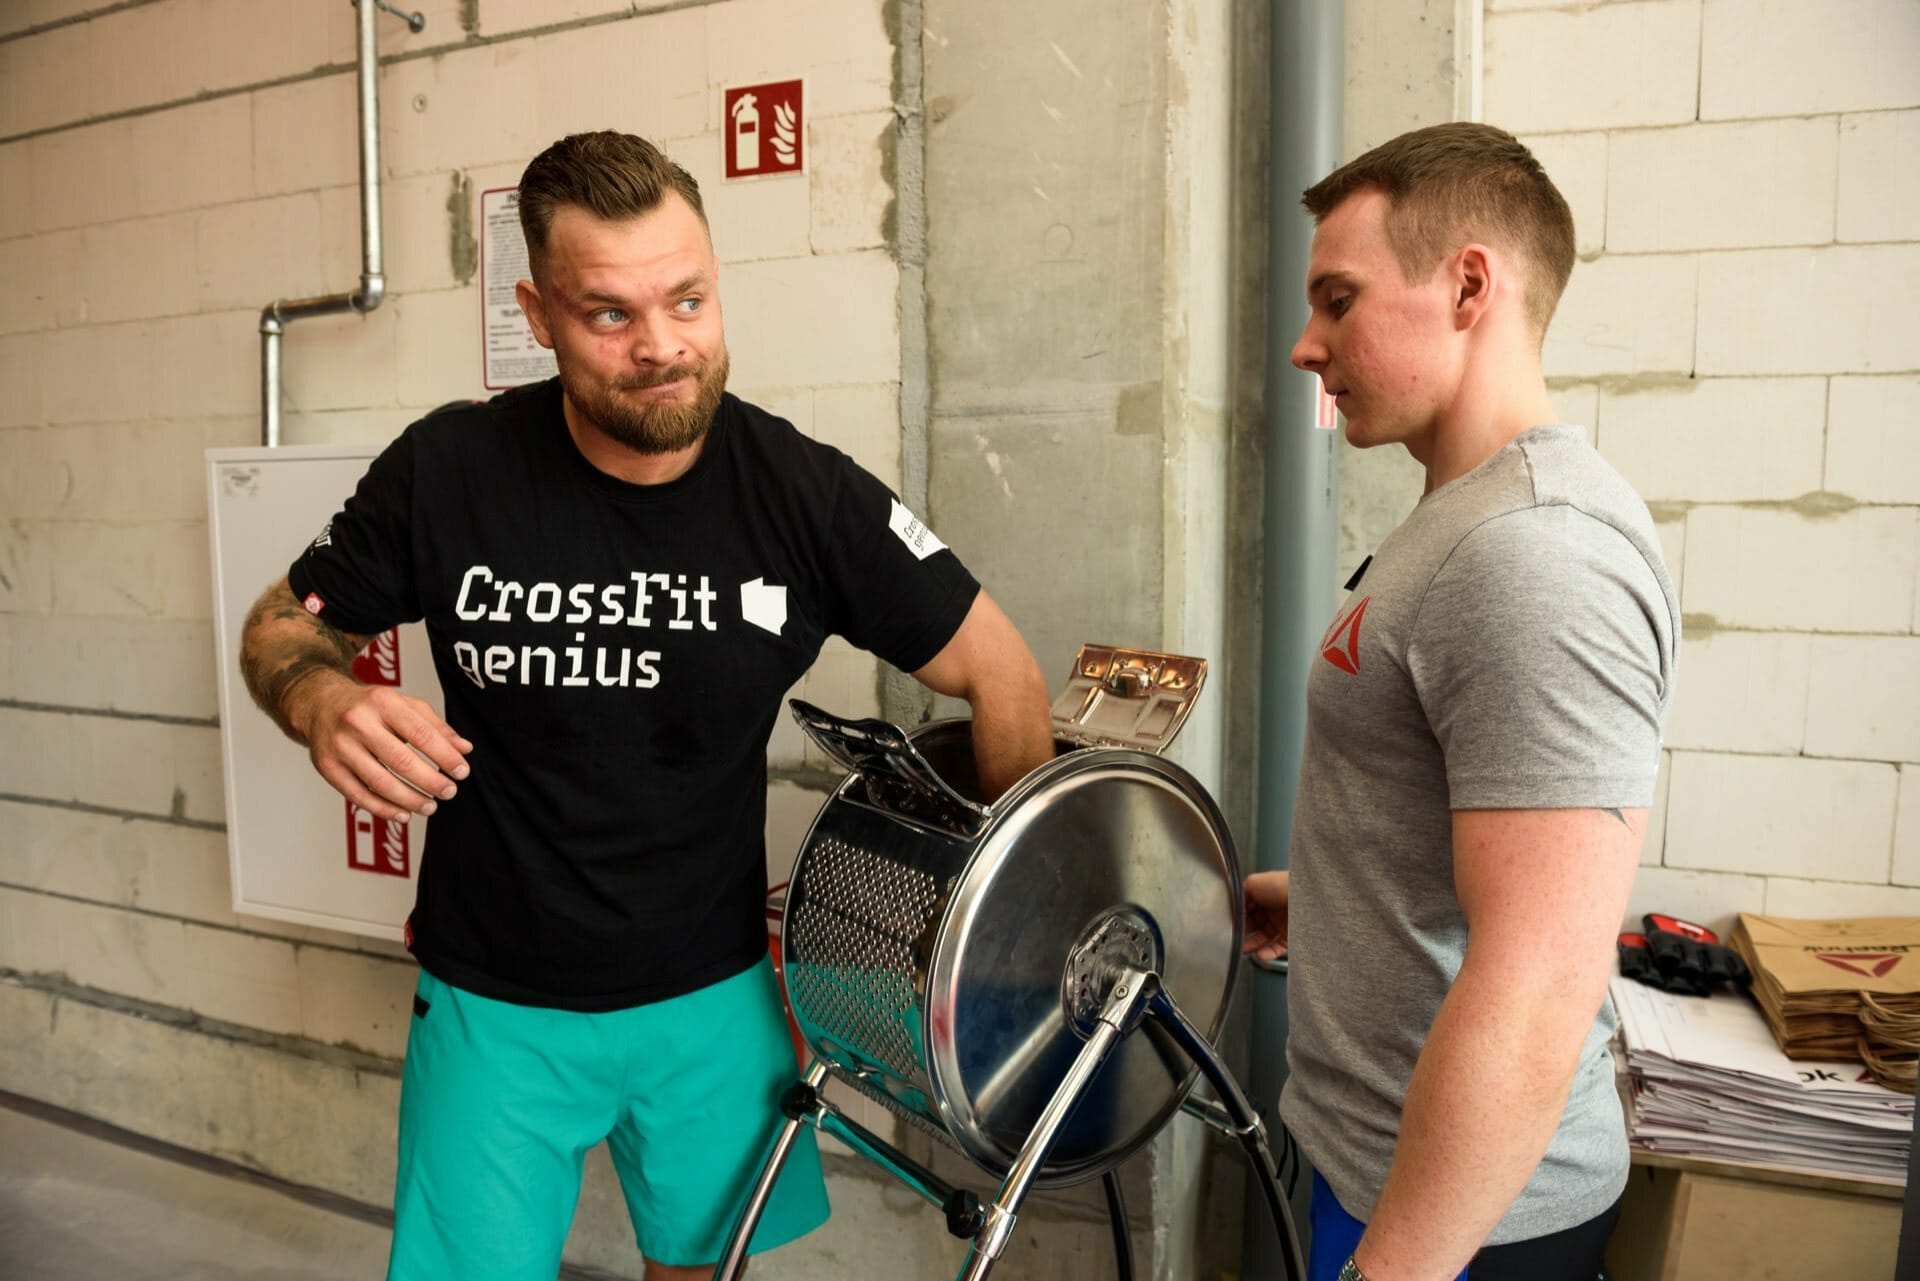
[1337,1257,1371,1281]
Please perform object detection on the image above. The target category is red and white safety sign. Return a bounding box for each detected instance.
[346,629,412,878]
[723,79,806,180]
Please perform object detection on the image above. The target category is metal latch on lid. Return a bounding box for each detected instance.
[1049,644,1207,754]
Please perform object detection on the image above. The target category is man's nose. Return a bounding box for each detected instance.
[1291,322,1326,373]
[629,313,684,366]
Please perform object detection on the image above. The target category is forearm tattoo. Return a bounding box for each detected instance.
[1603,807,1632,830]
[240,587,365,741]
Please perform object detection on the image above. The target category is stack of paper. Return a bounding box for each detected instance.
[1610,976,1912,1184]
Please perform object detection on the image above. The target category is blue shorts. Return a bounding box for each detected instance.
[387,956,828,1279]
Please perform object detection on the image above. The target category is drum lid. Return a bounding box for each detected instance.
[922,747,1240,1182]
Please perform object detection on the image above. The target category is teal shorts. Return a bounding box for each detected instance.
[387,956,828,1279]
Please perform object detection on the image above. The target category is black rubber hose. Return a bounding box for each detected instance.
[1102,1169,1135,1281]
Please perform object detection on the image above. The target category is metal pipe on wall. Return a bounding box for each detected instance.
[1244,1,1342,1276]
[259,0,416,446]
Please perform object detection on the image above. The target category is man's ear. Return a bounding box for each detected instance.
[515,278,555,350]
[1452,243,1495,332]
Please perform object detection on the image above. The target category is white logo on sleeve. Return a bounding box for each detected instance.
[888,499,947,561]
[740,578,788,635]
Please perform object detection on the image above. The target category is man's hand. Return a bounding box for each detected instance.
[240,576,472,821]
[1243,870,1290,962]
[294,671,472,821]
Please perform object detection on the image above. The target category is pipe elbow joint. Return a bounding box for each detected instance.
[259,305,285,335]
[352,275,387,313]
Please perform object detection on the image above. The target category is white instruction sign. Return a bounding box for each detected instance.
[480,186,559,390]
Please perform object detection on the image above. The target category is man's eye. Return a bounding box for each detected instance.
[591,308,627,325]
[1328,295,1351,317]
[675,297,703,314]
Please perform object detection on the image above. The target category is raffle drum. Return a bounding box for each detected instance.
[715,646,1305,1281]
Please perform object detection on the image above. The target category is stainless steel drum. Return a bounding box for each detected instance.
[781,645,1237,1184]
[716,646,1305,1281]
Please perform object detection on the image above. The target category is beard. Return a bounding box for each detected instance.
[562,346,731,455]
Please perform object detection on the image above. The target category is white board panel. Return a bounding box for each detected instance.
[206,445,445,941]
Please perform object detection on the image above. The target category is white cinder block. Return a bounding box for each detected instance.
[175,918,305,1038]
[0,708,75,801]
[0,230,84,335]
[1645,751,1672,867]
[278,304,402,414]
[1655,512,1685,600]
[1596,377,1826,502]
[1698,246,1920,376]
[1621,866,1767,938]
[277,407,419,449]
[128,0,333,115]
[322,0,466,59]
[1839,111,1920,244]
[815,383,902,489]
[1664,630,1811,755]
[1606,119,1837,254]
[0,520,54,614]
[69,715,181,817]
[1542,254,1697,379]
[1895,768,1919,887]
[481,0,630,38]
[1763,878,1920,921]
[296,945,417,1059]
[1827,377,1920,505]
[26,417,252,523]
[1548,383,1599,435]
[29,120,138,233]
[0,801,227,925]
[316,184,372,299]
[677,130,814,264]
[84,213,201,325]
[8,616,220,720]
[133,95,254,217]
[707,0,896,123]
[1806,635,1920,764]
[0,140,33,240]
[253,74,360,198]
[1701,0,1920,120]
[43,520,213,622]
[1484,2,1701,134]
[532,10,708,145]
[380,43,548,180]
[377,171,468,297]
[0,20,92,136]
[0,616,11,702]
[0,333,45,428]
[197,194,329,315]
[1665,752,1897,883]
[394,288,488,408]
[810,111,894,256]
[1683,506,1918,634]
[725,250,900,388]
[1521,132,1606,258]
[152,310,261,422]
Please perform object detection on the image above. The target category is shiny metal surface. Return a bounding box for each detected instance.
[782,712,1240,1185]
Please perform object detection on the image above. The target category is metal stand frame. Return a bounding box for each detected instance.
[711,969,1305,1281]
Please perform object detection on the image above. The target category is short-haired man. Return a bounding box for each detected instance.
[240,131,1056,1281]
[1243,123,1678,1281]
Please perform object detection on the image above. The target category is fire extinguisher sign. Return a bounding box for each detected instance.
[723,79,805,180]
[345,629,412,879]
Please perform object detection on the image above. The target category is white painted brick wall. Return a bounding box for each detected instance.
[1700,0,1920,121]
[1663,630,1811,755]
[1624,866,1767,938]
[1683,506,1919,633]
[810,111,895,255]
[1542,254,1697,379]
[1805,635,1920,763]
[1838,111,1920,245]
[0,335,44,428]
[0,140,29,241]
[1763,878,1920,919]
[1606,119,1838,253]
[1896,768,1920,886]
[7,616,219,719]
[1665,751,1897,882]
[725,250,901,387]
[1484,1,1702,134]
[533,9,709,144]
[1697,245,1920,376]
[1826,376,1920,504]
[132,95,254,218]
[1597,377,1826,503]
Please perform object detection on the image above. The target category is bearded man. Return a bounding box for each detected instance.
[238,131,1055,1281]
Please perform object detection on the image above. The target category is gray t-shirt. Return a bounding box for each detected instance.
[1278,424,1679,1244]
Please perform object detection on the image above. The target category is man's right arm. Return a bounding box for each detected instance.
[240,576,471,820]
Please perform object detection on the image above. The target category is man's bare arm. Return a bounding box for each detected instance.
[239,576,472,820]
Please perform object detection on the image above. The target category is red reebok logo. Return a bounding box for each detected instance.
[1319,596,1371,675]
[1815,952,1904,978]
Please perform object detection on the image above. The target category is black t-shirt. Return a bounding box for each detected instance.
[288,381,978,1010]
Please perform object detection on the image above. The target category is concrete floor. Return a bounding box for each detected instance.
[0,1099,396,1280]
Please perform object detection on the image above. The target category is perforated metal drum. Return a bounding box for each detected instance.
[781,646,1241,1186]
